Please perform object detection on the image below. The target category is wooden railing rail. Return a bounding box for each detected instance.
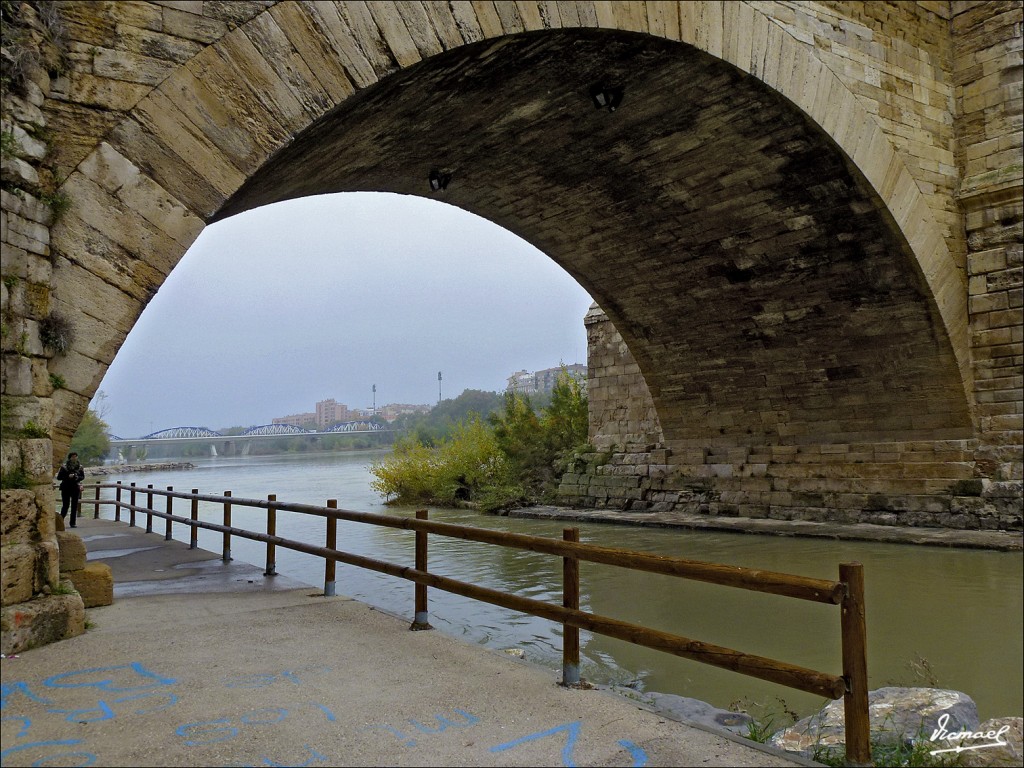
[86,485,843,603]
[81,481,870,763]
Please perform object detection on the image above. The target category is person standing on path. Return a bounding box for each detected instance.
[56,451,85,527]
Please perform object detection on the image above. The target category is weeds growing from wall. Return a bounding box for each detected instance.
[38,312,73,355]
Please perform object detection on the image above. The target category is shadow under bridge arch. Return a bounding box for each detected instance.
[216,28,971,450]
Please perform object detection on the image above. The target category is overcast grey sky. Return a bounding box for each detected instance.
[96,192,593,438]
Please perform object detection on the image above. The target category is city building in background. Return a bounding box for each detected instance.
[273,398,431,428]
[271,411,317,429]
[316,398,351,429]
[506,364,587,396]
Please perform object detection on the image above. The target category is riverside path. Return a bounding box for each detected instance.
[0,517,809,767]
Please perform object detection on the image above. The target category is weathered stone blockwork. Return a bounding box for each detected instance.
[2,1,1021,654]
[585,303,664,451]
[2,1,86,653]
[954,0,1024,484]
[569,308,1021,530]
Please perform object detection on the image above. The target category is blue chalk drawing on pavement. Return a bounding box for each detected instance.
[43,662,176,692]
[408,709,481,733]
[222,666,331,689]
[1,662,180,767]
[491,721,583,766]
[1,683,54,711]
[176,703,337,747]
[360,724,418,748]
[223,745,329,768]
[0,739,96,767]
[619,739,649,767]
[261,745,328,767]
[48,691,179,723]
[0,716,31,738]
[490,721,650,767]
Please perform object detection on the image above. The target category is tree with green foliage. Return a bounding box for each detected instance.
[390,389,505,446]
[70,407,110,466]
[370,416,513,507]
[371,372,590,511]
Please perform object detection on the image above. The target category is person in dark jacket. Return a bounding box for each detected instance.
[56,451,85,527]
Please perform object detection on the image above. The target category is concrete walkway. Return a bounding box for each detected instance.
[0,517,811,767]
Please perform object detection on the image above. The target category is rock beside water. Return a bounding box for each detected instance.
[961,718,1023,767]
[770,687,1022,766]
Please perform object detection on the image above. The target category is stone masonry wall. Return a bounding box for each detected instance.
[953,1,1024,484]
[561,307,1022,531]
[584,302,664,452]
[1,1,86,652]
[560,2,1022,531]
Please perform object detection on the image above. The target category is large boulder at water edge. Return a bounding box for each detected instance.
[960,718,1023,767]
[770,687,979,760]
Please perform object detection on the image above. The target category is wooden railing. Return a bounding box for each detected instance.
[83,481,871,763]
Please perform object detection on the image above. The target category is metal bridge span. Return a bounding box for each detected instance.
[109,423,392,459]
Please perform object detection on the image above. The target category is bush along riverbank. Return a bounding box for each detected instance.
[370,371,589,512]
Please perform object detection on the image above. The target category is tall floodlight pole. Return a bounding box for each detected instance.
[438,371,442,404]
[372,384,376,415]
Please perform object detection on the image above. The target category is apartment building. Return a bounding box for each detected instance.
[506,364,587,396]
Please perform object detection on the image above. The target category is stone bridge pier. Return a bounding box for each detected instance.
[1,1,1021,654]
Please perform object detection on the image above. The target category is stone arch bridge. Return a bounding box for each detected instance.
[1,1,1020,651]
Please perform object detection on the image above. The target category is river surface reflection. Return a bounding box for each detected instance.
[93,451,1023,721]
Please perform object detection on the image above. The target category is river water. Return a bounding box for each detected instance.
[90,450,1022,722]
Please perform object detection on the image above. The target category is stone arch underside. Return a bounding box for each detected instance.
[211,30,972,451]
[46,8,973,459]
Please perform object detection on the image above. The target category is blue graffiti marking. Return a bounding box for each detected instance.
[0,739,95,766]
[307,703,335,722]
[490,721,582,767]
[1,715,32,737]
[223,666,331,689]
[408,709,481,734]
[114,691,178,715]
[43,662,176,692]
[176,718,239,746]
[240,708,288,726]
[360,724,416,747]
[618,739,649,767]
[1,682,54,711]
[48,700,114,723]
[261,745,328,767]
[47,692,178,723]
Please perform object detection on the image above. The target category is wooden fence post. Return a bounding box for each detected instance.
[129,482,136,527]
[93,483,100,519]
[265,494,277,576]
[190,490,199,549]
[165,487,173,540]
[222,491,232,561]
[840,562,871,766]
[324,500,337,596]
[411,510,432,630]
[114,482,122,522]
[562,527,581,686]
[145,484,154,533]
